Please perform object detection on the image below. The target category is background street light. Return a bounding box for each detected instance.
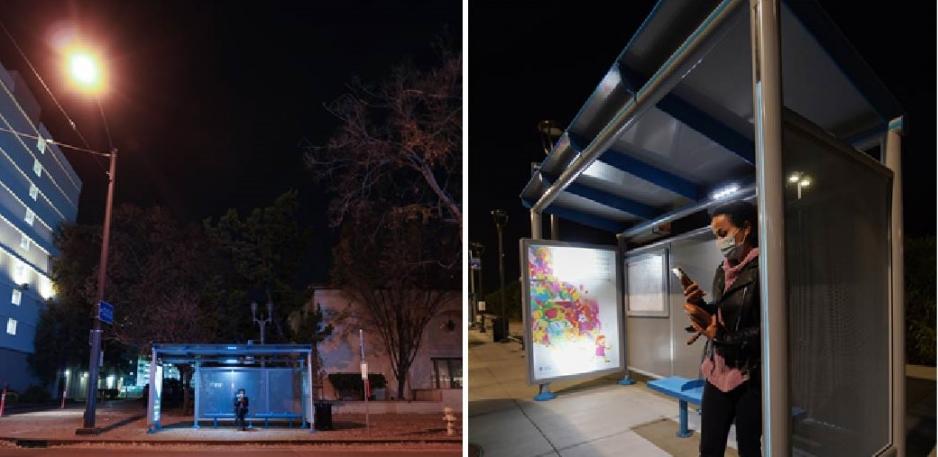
[469,241,485,332]
[491,209,508,342]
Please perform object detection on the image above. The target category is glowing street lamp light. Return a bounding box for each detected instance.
[66,50,105,95]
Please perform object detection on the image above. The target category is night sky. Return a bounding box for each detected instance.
[469,1,936,294]
[0,0,460,282]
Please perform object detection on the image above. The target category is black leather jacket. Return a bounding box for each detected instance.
[699,258,761,374]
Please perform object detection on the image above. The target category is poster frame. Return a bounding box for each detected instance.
[624,249,671,318]
[520,238,625,385]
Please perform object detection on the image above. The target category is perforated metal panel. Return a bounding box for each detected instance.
[783,118,892,456]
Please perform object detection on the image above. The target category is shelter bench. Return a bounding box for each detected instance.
[202,412,303,429]
[647,376,704,438]
[648,376,809,438]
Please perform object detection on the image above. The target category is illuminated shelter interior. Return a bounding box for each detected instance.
[518,0,903,455]
[146,344,314,433]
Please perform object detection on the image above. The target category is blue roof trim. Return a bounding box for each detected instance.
[783,0,902,121]
[541,173,658,220]
[618,62,756,165]
[522,198,625,233]
[569,133,702,201]
[844,123,887,147]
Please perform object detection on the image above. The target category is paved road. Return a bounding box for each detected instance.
[0,447,460,457]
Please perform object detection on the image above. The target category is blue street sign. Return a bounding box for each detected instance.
[98,301,114,324]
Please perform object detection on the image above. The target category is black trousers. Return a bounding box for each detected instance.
[235,409,247,428]
[699,375,762,457]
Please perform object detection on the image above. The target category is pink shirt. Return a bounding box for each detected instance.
[700,248,759,392]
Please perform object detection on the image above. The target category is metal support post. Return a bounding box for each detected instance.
[885,117,905,457]
[192,361,201,428]
[616,233,635,386]
[750,0,789,454]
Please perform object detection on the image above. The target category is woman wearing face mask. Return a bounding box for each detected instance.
[683,200,761,457]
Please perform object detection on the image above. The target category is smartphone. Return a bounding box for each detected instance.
[673,266,705,305]
[671,266,693,288]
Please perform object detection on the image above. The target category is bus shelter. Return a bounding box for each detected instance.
[518,1,904,455]
[146,344,315,433]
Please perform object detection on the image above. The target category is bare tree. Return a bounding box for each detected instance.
[305,47,462,233]
[331,209,457,400]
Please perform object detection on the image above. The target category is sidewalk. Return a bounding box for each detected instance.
[468,320,737,457]
[0,401,461,446]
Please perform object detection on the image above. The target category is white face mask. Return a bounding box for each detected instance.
[716,229,743,260]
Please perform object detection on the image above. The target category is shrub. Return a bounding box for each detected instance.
[327,373,388,400]
[19,385,51,404]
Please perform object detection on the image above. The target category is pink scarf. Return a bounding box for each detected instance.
[722,247,760,290]
[701,247,759,392]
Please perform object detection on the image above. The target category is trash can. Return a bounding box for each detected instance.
[314,401,333,430]
[492,316,509,342]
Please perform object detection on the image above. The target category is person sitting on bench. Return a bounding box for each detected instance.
[234,388,249,431]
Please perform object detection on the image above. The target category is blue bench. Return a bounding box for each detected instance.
[647,376,705,438]
[648,376,809,438]
[202,412,304,429]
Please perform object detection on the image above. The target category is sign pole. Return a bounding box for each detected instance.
[359,329,369,433]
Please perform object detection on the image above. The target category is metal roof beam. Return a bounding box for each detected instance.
[617,62,756,165]
[541,173,658,220]
[569,133,703,201]
[530,0,744,213]
[522,198,625,233]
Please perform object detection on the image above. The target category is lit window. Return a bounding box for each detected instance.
[14,262,27,285]
[11,289,21,306]
[33,159,42,177]
[29,184,38,201]
[6,318,16,336]
[36,137,46,154]
[432,358,463,389]
[24,209,34,226]
[19,234,30,251]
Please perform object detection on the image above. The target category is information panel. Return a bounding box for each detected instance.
[521,239,623,384]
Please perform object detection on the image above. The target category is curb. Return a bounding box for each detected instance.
[1,436,462,448]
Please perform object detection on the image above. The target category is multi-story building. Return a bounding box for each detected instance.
[0,61,83,393]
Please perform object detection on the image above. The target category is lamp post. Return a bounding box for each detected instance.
[251,301,273,345]
[469,241,486,332]
[491,210,508,341]
[68,49,117,434]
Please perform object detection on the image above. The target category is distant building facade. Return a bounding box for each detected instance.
[0,61,83,393]
[311,288,462,409]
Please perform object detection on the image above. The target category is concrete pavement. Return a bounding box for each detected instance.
[468,320,738,457]
[0,401,460,446]
[0,446,460,456]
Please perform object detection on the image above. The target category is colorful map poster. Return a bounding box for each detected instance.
[522,240,622,383]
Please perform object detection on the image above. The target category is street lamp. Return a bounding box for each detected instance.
[67,49,119,434]
[469,241,486,332]
[491,209,509,342]
[251,300,274,344]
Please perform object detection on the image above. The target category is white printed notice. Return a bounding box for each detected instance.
[526,243,621,382]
